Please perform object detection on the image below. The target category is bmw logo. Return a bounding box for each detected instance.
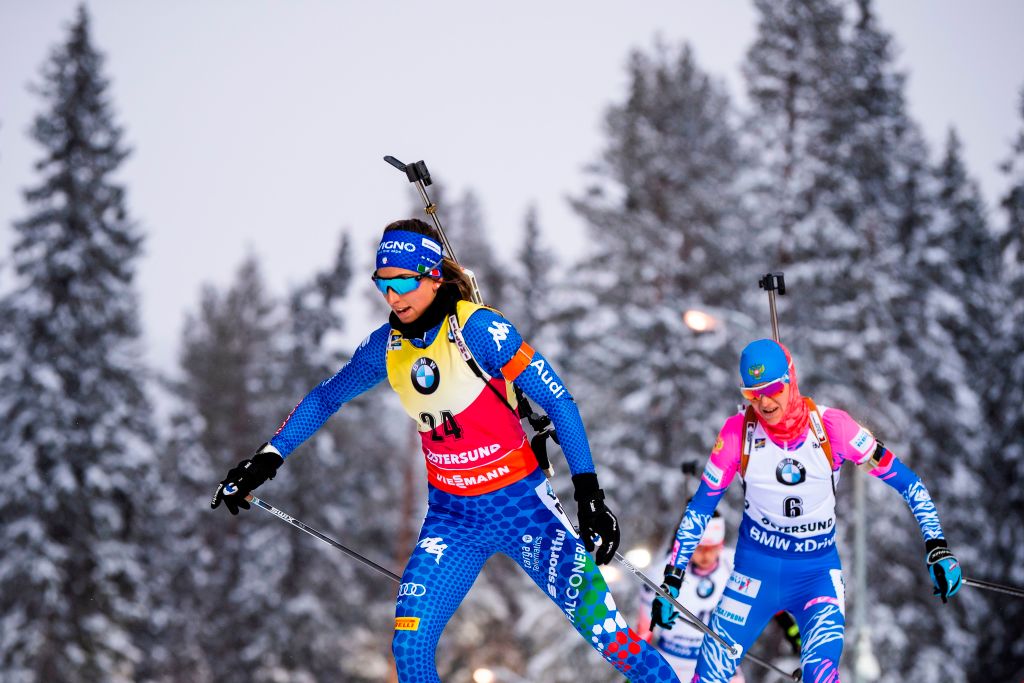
[775,458,806,486]
[697,577,715,599]
[411,358,440,394]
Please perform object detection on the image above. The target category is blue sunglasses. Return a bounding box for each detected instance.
[371,271,438,296]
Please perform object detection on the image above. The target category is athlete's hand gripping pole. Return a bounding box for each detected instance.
[758,272,786,343]
[925,538,962,603]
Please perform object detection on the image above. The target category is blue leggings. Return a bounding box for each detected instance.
[693,546,844,683]
[392,470,680,682]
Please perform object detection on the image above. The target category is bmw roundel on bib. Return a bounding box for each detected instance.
[776,458,806,485]
[411,357,440,395]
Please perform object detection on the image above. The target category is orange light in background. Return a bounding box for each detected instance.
[624,547,652,569]
[473,668,496,683]
[683,309,719,332]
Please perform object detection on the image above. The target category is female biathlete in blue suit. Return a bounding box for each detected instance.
[651,339,961,683]
[212,219,681,682]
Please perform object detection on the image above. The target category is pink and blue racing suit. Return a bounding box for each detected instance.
[669,406,946,683]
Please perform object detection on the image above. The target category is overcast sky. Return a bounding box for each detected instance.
[2,1,1023,371]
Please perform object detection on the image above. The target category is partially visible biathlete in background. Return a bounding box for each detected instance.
[637,513,747,682]
[652,339,961,683]
[212,218,682,682]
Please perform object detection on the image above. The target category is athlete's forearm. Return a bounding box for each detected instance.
[869,449,945,541]
[668,481,721,571]
[270,328,388,457]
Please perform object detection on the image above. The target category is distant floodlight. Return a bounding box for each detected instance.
[683,309,719,332]
[473,668,496,683]
[624,547,652,569]
[601,565,622,583]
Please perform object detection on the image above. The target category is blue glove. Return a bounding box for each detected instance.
[925,538,961,603]
[650,566,683,630]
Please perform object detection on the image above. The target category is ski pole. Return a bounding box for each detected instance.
[757,272,786,342]
[613,549,802,681]
[245,493,401,583]
[964,576,1024,599]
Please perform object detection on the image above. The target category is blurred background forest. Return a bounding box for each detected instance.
[1,1,1023,681]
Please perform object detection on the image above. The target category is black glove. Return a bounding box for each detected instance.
[572,472,620,565]
[650,565,684,630]
[210,443,284,515]
[925,538,962,603]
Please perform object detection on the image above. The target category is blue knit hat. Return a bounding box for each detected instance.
[375,229,444,273]
[739,339,790,388]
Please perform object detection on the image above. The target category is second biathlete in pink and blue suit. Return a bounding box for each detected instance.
[651,339,962,683]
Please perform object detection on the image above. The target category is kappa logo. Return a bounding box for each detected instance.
[488,321,511,350]
[418,536,448,564]
[398,582,427,598]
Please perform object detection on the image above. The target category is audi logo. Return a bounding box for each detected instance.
[398,582,427,597]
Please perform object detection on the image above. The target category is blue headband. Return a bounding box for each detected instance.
[375,230,444,273]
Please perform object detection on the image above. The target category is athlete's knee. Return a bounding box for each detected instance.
[392,624,439,682]
[803,657,841,683]
[799,600,845,662]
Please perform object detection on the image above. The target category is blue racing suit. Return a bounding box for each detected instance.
[269,299,679,682]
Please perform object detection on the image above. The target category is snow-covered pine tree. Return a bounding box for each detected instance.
[0,7,159,681]
[502,204,557,343]
[566,36,753,603]
[741,1,976,679]
[157,255,291,683]
[448,189,507,311]
[972,85,1024,680]
[889,126,995,680]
